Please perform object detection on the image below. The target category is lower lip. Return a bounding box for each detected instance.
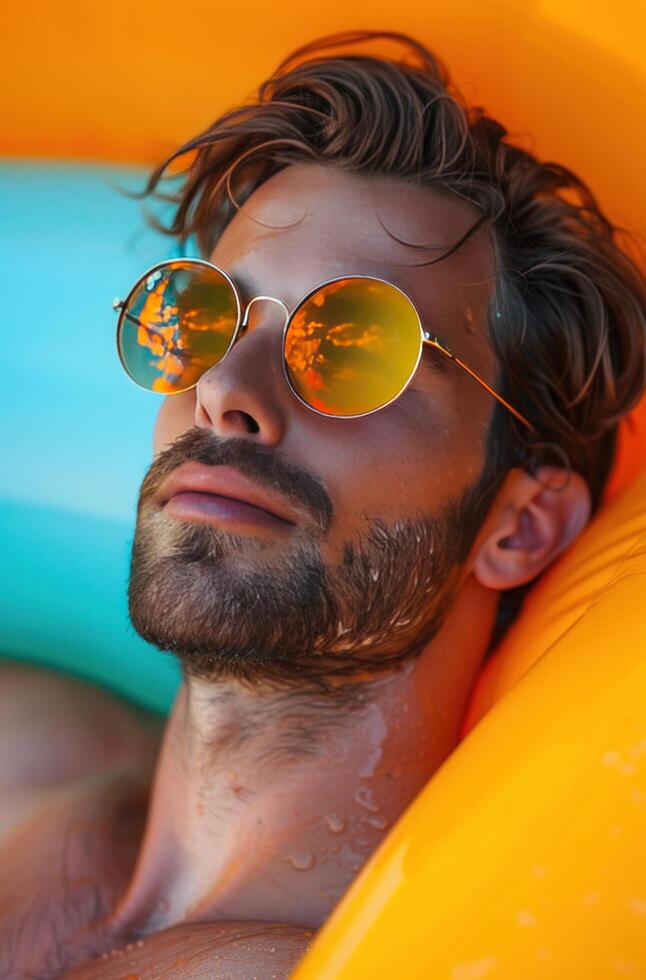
[163,491,294,530]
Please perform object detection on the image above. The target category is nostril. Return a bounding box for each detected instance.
[223,410,259,434]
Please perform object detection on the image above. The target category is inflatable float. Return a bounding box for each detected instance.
[2,4,645,975]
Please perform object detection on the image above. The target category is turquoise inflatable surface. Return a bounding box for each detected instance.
[1,161,187,713]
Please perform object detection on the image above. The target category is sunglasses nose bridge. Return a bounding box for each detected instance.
[240,295,290,335]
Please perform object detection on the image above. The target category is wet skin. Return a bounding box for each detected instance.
[1,164,590,977]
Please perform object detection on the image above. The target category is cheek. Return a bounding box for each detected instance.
[153,391,197,457]
[320,402,485,528]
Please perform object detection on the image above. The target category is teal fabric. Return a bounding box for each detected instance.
[0,161,195,713]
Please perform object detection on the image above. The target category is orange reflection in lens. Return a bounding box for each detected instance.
[119,261,239,393]
[285,278,422,417]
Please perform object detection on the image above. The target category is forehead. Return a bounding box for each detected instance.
[210,163,496,361]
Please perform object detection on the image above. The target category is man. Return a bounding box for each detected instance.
[3,30,645,979]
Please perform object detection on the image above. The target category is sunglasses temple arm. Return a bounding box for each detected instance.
[425,337,538,435]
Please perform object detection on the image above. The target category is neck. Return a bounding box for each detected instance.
[112,573,495,934]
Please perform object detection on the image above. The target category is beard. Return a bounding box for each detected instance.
[128,426,493,692]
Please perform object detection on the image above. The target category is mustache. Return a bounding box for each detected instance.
[137,426,333,534]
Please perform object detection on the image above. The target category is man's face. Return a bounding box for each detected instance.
[128,163,500,688]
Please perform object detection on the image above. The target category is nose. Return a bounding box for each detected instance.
[194,297,291,444]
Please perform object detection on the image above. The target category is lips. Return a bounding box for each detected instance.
[157,461,299,526]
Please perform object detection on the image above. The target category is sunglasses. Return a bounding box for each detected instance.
[113,258,535,430]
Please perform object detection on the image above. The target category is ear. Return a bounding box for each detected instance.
[470,466,592,590]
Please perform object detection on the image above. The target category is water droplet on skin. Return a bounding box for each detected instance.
[324,813,346,833]
[367,814,387,829]
[354,785,379,812]
[358,705,387,777]
[288,851,315,870]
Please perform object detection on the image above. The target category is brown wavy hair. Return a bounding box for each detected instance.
[135,29,646,512]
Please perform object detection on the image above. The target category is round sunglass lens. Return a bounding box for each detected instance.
[284,278,422,417]
[117,260,239,393]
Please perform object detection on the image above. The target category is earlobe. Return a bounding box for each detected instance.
[472,466,592,591]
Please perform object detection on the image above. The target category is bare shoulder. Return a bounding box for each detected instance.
[0,662,162,978]
[63,919,317,979]
[0,659,165,795]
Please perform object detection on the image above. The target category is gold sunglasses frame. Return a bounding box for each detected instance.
[113,257,536,432]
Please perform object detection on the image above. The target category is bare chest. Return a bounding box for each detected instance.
[0,771,149,979]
